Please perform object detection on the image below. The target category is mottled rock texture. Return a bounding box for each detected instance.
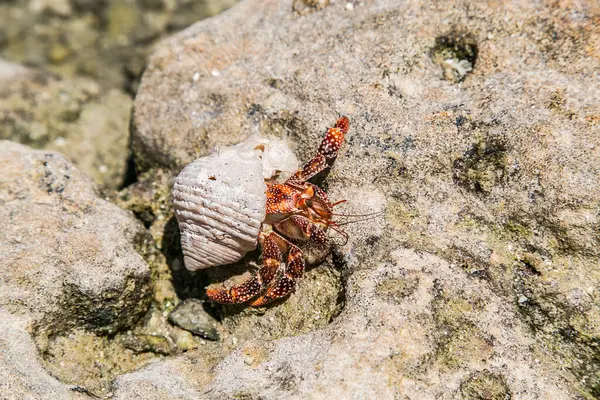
[0,65,132,189]
[0,0,238,92]
[0,0,238,190]
[127,0,599,398]
[0,311,87,400]
[0,142,154,396]
[0,141,151,334]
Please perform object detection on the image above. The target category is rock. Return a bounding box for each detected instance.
[201,250,570,399]
[0,310,87,400]
[112,250,573,399]
[0,66,132,189]
[168,299,220,340]
[41,328,158,396]
[112,356,213,400]
[0,58,26,79]
[0,0,240,189]
[128,0,599,398]
[119,333,174,355]
[0,141,152,335]
[0,142,153,395]
[292,0,330,15]
[0,0,238,92]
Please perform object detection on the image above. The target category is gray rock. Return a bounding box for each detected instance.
[0,141,154,396]
[113,357,209,400]
[0,141,151,336]
[0,66,132,189]
[113,250,573,399]
[127,0,599,398]
[120,333,174,355]
[168,299,220,340]
[0,310,86,400]
[0,58,26,80]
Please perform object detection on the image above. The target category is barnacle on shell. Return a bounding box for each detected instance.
[172,136,298,271]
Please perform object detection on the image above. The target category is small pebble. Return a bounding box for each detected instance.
[168,298,220,341]
[518,295,528,304]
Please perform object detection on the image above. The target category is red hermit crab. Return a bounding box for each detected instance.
[173,117,350,306]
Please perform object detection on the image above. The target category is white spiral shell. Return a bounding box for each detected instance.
[173,136,298,271]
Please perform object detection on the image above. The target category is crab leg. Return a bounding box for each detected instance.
[249,216,331,306]
[287,116,349,184]
[250,237,305,307]
[274,215,330,247]
[205,233,282,304]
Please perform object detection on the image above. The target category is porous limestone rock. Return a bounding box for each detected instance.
[0,65,132,189]
[0,141,154,396]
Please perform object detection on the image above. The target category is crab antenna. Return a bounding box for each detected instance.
[328,222,349,245]
[332,199,347,207]
[331,209,386,218]
[334,212,386,227]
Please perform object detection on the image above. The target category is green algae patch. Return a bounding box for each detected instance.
[453,137,508,195]
[39,329,159,397]
[460,370,512,400]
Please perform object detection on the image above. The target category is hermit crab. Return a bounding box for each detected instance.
[173,117,350,306]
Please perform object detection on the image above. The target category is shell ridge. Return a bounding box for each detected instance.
[173,136,298,271]
[174,187,266,222]
[176,215,258,247]
[174,200,263,237]
[181,232,246,269]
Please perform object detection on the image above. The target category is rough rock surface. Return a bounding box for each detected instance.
[113,250,574,399]
[0,64,132,189]
[126,0,599,398]
[0,142,153,396]
[0,0,238,93]
[0,310,87,400]
[0,0,239,190]
[3,0,597,398]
